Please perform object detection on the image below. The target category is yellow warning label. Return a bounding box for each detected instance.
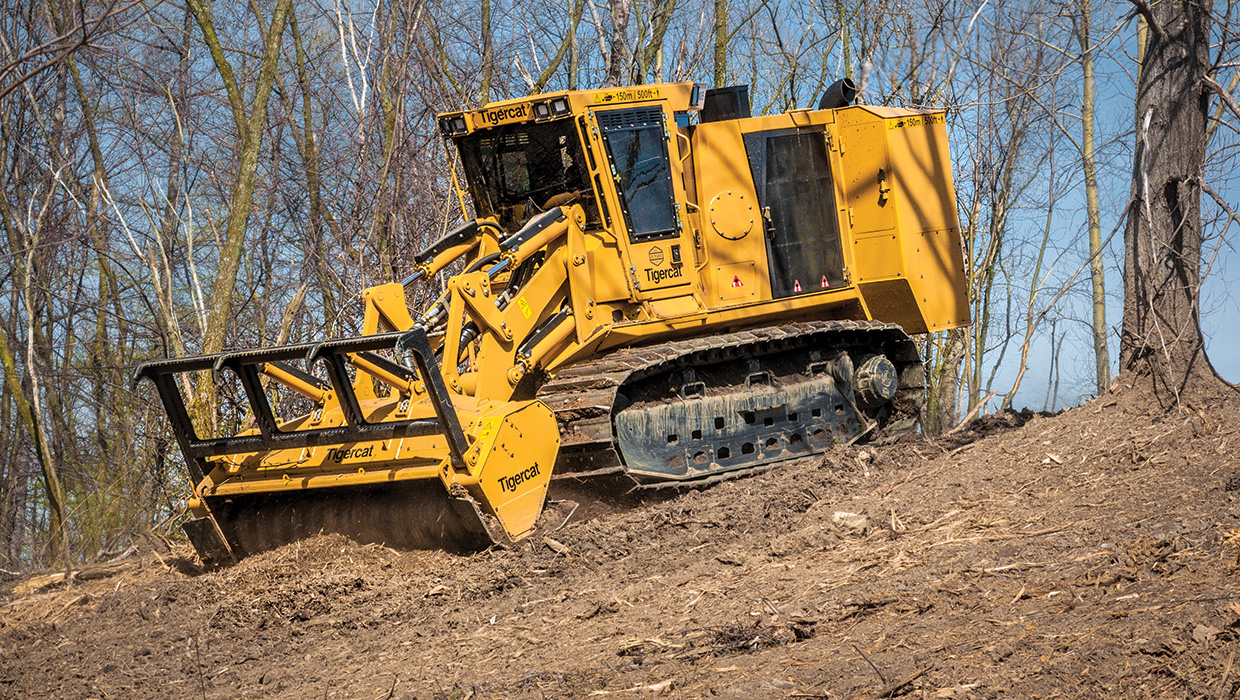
[473,416,502,471]
[887,113,945,129]
[593,87,662,105]
[518,296,533,319]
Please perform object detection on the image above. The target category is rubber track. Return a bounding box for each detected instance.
[536,320,924,483]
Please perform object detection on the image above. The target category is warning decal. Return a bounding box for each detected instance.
[888,113,945,129]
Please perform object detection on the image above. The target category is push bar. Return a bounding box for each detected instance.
[132,327,468,482]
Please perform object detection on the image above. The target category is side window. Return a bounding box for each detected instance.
[597,107,679,242]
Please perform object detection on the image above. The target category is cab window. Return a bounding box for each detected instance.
[597,107,679,242]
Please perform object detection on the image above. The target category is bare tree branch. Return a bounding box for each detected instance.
[1202,73,1240,123]
[0,0,150,102]
[1126,0,1167,43]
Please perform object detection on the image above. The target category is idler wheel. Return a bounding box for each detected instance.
[854,355,898,410]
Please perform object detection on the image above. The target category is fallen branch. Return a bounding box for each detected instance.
[929,525,1068,549]
[48,594,90,622]
[948,392,998,434]
[870,666,931,699]
[852,644,888,685]
[555,501,580,531]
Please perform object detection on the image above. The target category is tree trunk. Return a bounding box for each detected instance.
[188,0,292,355]
[1119,0,1221,398]
[285,6,342,330]
[835,0,852,81]
[635,0,675,84]
[479,0,493,103]
[534,0,584,91]
[1078,1,1110,395]
[0,318,67,566]
[568,0,579,90]
[603,0,632,87]
[713,0,726,85]
[186,0,293,428]
[925,328,966,434]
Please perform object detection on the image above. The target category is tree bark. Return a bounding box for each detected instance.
[0,318,67,566]
[284,6,341,329]
[188,0,292,355]
[925,328,965,434]
[568,0,579,90]
[1119,0,1221,397]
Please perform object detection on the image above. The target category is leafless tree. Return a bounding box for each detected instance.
[1120,0,1230,399]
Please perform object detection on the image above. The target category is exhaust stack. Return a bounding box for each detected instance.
[817,78,858,110]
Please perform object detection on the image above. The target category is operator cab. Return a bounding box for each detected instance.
[439,84,708,304]
[441,87,706,239]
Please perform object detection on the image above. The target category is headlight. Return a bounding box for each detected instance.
[450,115,468,135]
[549,97,570,117]
[532,101,552,120]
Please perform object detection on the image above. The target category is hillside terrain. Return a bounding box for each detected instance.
[4,381,1240,699]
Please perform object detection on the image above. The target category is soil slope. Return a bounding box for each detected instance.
[4,384,1240,699]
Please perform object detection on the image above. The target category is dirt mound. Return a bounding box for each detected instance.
[3,385,1240,699]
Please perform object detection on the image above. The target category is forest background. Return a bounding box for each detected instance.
[1,0,1237,570]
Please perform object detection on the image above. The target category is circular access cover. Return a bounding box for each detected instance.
[708,190,755,240]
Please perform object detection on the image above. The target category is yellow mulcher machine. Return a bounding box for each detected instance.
[134,79,969,564]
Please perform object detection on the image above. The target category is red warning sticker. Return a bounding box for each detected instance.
[732,276,743,288]
[793,280,802,292]
[821,275,829,288]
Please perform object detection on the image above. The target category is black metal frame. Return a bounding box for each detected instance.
[596,106,680,243]
[132,327,469,482]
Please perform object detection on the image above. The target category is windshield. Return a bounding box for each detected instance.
[456,119,590,229]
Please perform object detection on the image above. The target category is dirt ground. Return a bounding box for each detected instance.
[5,378,1240,699]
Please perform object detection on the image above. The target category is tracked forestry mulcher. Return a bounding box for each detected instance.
[134,79,969,564]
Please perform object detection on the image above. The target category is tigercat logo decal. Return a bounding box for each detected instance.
[326,445,374,462]
[498,463,541,493]
[480,104,529,126]
[645,265,684,284]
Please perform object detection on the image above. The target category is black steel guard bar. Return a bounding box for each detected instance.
[132,328,469,482]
